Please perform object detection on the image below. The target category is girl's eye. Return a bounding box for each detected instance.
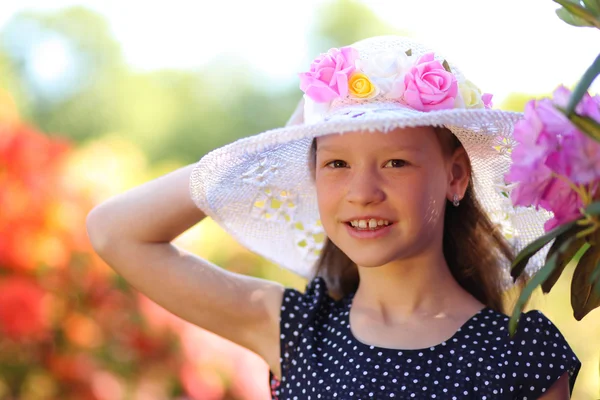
[384,159,407,168]
[325,160,348,168]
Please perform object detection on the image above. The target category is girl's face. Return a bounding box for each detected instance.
[315,127,466,268]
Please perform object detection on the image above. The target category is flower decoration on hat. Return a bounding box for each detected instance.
[298,45,493,122]
[298,47,359,103]
[348,73,379,99]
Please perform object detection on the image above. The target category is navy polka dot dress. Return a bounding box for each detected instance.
[270,278,581,399]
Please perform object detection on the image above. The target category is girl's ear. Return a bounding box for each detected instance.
[446,146,470,203]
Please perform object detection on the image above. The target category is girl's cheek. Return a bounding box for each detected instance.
[317,176,347,205]
[317,171,345,185]
[325,177,349,195]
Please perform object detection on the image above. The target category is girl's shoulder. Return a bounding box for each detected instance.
[474,307,581,398]
[280,277,332,316]
[282,276,332,306]
[278,277,339,333]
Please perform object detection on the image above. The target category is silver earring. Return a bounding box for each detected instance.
[452,193,460,207]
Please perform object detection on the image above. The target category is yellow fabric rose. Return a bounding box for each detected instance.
[348,73,378,99]
[458,80,484,108]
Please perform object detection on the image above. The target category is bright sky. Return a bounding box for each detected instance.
[1,0,598,104]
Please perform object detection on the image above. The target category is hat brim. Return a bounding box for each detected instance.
[190,107,551,287]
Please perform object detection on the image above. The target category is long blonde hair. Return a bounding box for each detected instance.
[308,127,515,313]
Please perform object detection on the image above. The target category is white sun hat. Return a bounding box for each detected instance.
[189,35,550,287]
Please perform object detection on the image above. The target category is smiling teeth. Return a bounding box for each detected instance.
[350,219,390,229]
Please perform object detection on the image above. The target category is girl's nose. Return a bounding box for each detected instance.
[345,168,385,205]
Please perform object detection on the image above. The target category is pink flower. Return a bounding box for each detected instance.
[545,86,600,184]
[505,86,600,231]
[535,97,573,136]
[507,168,553,209]
[505,101,556,208]
[551,85,571,109]
[580,92,600,121]
[402,53,458,111]
[552,85,600,122]
[546,129,600,184]
[299,47,359,103]
[482,93,493,109]
[539,178,583,231]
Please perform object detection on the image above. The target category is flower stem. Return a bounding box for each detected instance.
[551,173,591,205]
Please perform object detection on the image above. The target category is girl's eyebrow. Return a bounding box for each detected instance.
[317,144,421,153]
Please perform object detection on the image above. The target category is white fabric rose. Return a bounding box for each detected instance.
[356,50,414,99]
[458,80,485,109]
[303,95,331,124]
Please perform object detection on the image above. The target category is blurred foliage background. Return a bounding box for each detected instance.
[0,0,599,399]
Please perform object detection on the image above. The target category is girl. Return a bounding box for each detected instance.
[87,36,581,399]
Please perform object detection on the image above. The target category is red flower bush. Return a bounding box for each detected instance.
[0,276,50,340]
[0,96,269,399]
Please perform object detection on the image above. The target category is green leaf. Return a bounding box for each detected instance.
[585,200,600,216]
[569,111,600,142]
[554,0,600,28]
[582,0,600,14]
[572,244,600,320]
[590,262,600,298]
[556,5,595,26]
[442,60,452,73]
[542,230,588,293]
[510,220,578,281]
[509,236,577,335]
[591,264,600,296]
[566,53,600,115]
[591,261,600,283]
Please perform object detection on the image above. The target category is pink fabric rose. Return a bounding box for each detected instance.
[299,47,359,103]
[482,93,493,109]
[402,53,458,111]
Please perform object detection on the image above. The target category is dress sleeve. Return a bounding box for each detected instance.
[511,310,581,399]
[269,278,331,397]
[278,277,330,377]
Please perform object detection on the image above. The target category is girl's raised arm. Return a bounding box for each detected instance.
[86,163,285,377]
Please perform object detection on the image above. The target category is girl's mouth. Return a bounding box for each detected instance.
[344,220,394,239]
[346,218,392,231]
